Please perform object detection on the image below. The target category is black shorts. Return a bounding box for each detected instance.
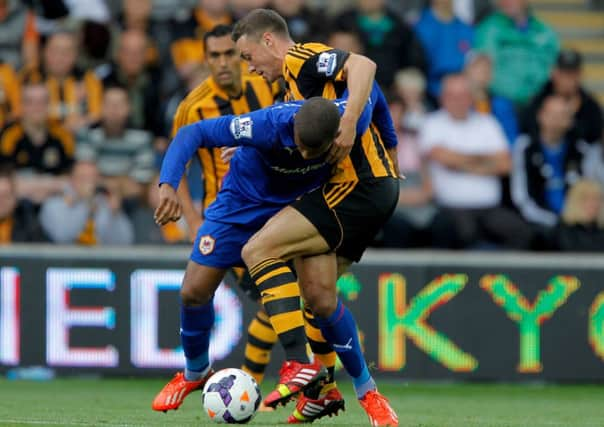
[292,177,399,262]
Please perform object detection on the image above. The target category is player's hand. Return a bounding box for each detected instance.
[154,184,182,226]
[221,147,238,163]
[328,116,355,164]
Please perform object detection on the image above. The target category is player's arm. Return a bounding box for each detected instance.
[171,102,206,240]
[155,111,277,225]
[338,82,400,176]
[331,53,377,163]
[169,102,202,238]
[338,81,379,137]
[370,83,401,177]
[294,48,376,163]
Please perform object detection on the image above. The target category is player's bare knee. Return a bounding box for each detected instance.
[241,240,256,267]
[303,287,337,318]
[241,238,269,268]
[180,282,211,306]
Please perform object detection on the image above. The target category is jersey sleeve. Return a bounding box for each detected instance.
[292,48,349,97]
[369,83,398,148]
[334,89,372,137]
[335,82,396,148]
[160,109,278,189]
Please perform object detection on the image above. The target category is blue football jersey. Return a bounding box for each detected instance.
[159,83,391,226]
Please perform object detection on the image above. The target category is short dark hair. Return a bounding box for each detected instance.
[203,24,234,51]
[295,97,340,149]
[232,9,290,42]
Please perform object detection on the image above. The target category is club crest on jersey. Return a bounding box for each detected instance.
[199,235,215,255]
[229,116,253,139]
[316,52,337,77]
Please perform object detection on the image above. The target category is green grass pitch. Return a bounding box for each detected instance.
[0,378,603,426]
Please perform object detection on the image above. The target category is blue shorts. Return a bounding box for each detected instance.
[190,220,260,268]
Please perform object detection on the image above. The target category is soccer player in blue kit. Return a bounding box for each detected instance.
[152,85,393,421]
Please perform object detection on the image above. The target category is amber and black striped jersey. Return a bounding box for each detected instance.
[0,63,21,129]
[171,74,275,210]
[0,121,75,174]
[20,67,103,125]
[283,42,396,185]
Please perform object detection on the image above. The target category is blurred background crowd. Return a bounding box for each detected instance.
[1,0,604,251]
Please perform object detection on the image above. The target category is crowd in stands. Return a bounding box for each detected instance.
[1,0,604,252]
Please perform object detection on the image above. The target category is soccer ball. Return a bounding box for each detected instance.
[202,368,261,424]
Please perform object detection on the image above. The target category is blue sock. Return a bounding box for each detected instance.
[181,302,214,381]
[316,300,376,399]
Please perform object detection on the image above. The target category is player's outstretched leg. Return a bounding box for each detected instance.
[152,262,226,412]
[317,299,398,427]
[247,258,326,408]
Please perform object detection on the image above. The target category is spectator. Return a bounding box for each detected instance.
[101,30,162,136]
[420,74,532,249]
[39,160,134,245]
[333,0,427,87]
[170,0,233,72]
[544,180,604,251]
[271,0,326,43]
[119,0,153,33]
[521,50,603,144]
[0,165,47,243]
[20,31,103,133]
[0,61,21,128]
[114,0,161,69]
[0,82,73,204]
[464,51,518,144]
[0,0,38,69]
[77,85,155,200]
[381,69,435,248]
[474,0,559,106]
[414,0,474,100]
[130,175,189,244]
[511,95,589,228]
[326,30,364,54]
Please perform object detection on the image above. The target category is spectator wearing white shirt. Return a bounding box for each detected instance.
[77,85,155,200]
[420,74,532,248]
